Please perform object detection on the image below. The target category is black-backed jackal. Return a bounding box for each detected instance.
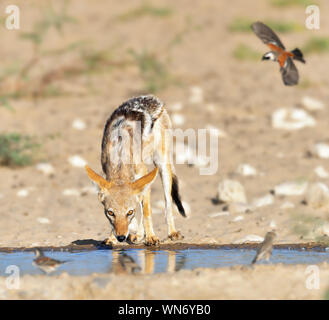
[86,95,186,246]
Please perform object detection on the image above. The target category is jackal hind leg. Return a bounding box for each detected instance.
[160,163,184,241]
[142,189,160,246]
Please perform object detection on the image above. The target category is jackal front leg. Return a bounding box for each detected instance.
[103,230,117,246]
[160,164,184,241]
[142,189,160,246]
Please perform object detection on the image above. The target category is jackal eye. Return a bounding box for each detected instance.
[106,210,115,217]
[127,209,134,216]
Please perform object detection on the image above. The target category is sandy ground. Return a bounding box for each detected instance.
[0,0,329,299]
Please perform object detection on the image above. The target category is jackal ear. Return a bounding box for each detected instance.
[85,165,112,190]
[130,168,158,195]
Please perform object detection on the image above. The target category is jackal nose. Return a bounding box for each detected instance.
[117,235,126,242]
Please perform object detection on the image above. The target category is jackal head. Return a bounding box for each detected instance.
[85,165,158,242]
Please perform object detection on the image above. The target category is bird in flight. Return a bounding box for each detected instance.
[251,231,276,264]
[33,248,67,274]
[251,21,305,86]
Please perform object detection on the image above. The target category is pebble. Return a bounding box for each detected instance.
[314,166,329,178]
[72,118,86,130]
[68,155,87,168]
[62,189,81,197]
[305,182,329,209]
[274,181,308,196]
[232,215,244,222]
[234,234,264,244]
[189,86,203,104]
[272,108,316,130]
[172,113,185,126]
[280,201,295,209]
[37,217,50,224]
[314,143,329,159]
[252,194,274,208]
[301,96,325,111]
[209,211,230,218]
[217,180,247,203]
[17,189,29,197]
[269,220,277,229]
[236,163,257,176]
[36,163,55,176]
[168,102,183,112]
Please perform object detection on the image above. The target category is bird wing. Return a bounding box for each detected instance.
[251,21,286,50]
[280,56,299,86]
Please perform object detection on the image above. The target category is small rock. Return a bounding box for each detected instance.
[80,185,98,195]
[269,220,277,229]
[168,102,183,112]
[217,180,247,203]
[228,202,253,214]
[36,163,55,176]
[314,143,329,159]
[68,155,87,168]
[232,215,244,222]
[274,181,308,196]
[37,217,50,224]
[189,86,203,104]
[280,201,295,209]
[72,118,86,130]
[252,194,274,208]
[236,164,257,176]
[209,211,230,218]
[234,234,264,244]
[301,96,325,111]
[172,113,185,126]
[17,189,29,197]
[314,166,329,178]
[305,183,329,209]
[272,108,316,130]
[62,189,81,197]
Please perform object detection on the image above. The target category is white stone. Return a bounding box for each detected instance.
[234,235,264,244]
[68,155,87,168]
[217,180,247,203]
[17,189,29,197]
[272,108,316,130]
[252,194,274,208]
[305,183,329,209]
[189,86,203,104]
[236,164,257,176]
[168,102,183,112]
[314,143,329,159]
[62,189,81,197]
[269,220,277,229]
[232,215,244,222]
[175,143,209,168]
[209,211,230,218]
[280,201,295,209]
[36,163,55,176]
[81,185,98,195]
[72,118,86,130]
[274,181,308,196]
[37,217,50,224]
[172,113,185,126]
[314,166,329,178]
[301,96,325,111]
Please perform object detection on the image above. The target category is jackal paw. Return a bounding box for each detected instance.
[102,237,117,246]
[127,234,138,244]
[144,235,160,246]
[168,231,184,241]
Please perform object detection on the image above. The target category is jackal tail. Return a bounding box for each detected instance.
[171,174,186,217]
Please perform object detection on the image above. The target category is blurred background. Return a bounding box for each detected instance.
[0,0,328,251]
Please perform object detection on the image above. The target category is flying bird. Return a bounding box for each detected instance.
[251,21,305,86]
[33,248,67,274]
[251,231,276,264]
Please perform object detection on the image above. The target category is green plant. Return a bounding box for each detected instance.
[228,17,303,33]
[233,44,260,61]
[271,0,315,7]
[129,49,174,93]
[303,37,329,54]
[117,3,173,21]
[0,133,39,167]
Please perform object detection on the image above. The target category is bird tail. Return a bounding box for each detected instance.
[291,48,306,63]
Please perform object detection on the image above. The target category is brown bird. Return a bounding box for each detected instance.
[251,21,305,86]
[251,231,276,264]
[33,248,67,274]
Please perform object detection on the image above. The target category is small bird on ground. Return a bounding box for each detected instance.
[251,231,276,264]
[119,253,141,274]
[251,21,306,86]
[33,248,67,274]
